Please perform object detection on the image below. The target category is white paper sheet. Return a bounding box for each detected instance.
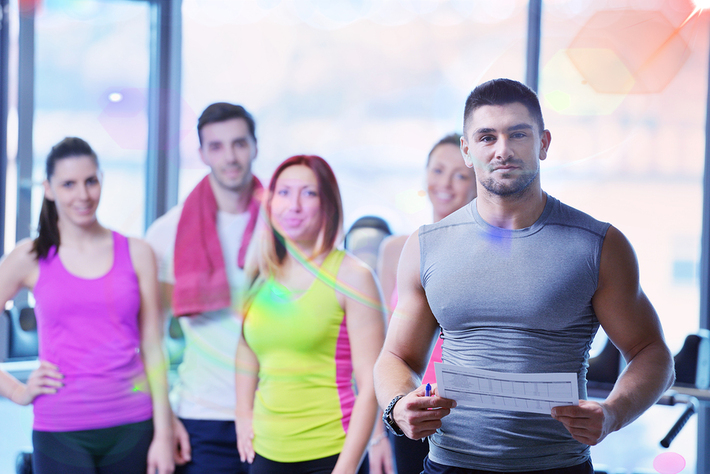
[434,363,579,415]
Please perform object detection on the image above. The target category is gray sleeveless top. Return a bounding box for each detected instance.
[420,195,610,471]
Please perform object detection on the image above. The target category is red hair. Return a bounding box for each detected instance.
[247,155,344,282]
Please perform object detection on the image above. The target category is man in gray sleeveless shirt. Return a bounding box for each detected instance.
[374,79,674,474]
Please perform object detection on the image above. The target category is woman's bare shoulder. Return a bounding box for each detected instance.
[379,234,408,257]
[338,251,377,287]
[127,236,158,277]
[0,239,39,288]
[127,236,154,257]
[5,239,38,264]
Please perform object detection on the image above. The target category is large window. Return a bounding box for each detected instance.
[0,0,153,467]
[32,0,151,237]
[180,0,528,233]
[541,1,708,471]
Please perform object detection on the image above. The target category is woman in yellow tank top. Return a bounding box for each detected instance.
[235,155,386,474]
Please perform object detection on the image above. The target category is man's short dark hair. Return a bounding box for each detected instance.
[463,79,544,135]
[197,102,256,146]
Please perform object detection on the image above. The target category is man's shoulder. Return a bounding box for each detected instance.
[145,204,184,248]
[420,204,474,236]
[548,196,610,237]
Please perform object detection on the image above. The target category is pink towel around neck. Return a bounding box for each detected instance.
[172,175,263,317]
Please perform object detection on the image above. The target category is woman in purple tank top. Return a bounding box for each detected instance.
[0,138,174,474]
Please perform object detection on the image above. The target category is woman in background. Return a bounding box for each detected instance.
[377,133,477,473]
[0,137,173,474]
[235,155,385,474]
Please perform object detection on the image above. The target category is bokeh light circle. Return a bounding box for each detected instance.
[653,452,686,474]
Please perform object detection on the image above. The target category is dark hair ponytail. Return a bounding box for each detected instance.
[33,199,60,259]
[32,137,98,259]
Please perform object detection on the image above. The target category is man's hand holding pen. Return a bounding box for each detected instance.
[392,383,456,440]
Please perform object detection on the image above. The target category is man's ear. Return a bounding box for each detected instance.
[460,137,474,169]
[539,130,552,162]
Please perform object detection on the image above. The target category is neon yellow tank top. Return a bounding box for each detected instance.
[243,249,355,462]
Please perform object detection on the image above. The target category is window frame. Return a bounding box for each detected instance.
[0,0,9,258]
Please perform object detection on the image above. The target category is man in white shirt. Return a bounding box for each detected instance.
[146,102,261,474]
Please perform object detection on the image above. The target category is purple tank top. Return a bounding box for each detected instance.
[32,231,153,431]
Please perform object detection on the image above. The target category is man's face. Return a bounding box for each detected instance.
[461,102,550,198]
[199,118,257,192]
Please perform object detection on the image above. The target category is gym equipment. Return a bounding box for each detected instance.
[0,307,38,362]
[586,331,710,449]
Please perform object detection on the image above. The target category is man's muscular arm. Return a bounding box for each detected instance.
[373,230,456,440]
[552,226,674,445]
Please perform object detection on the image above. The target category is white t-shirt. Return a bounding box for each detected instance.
[145,203,249,420]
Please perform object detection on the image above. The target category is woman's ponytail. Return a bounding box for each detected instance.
[32,197,60,259]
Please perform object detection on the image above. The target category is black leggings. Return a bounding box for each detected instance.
[392,433,429,474]
[32,419,154,474]
[251,453,370,474]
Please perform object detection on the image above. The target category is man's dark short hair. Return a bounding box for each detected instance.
[463,79,544,135]
[197,102,256,146]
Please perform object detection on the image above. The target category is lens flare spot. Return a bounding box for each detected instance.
[544,90,572,112]
[565,48,635,94]
[653,452,686,474]
[395,188,427,214]
[540,49,627,116]
[131,378,148,393]
[567,9,690,94]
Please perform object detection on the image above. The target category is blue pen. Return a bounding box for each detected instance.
[423,383,432,442]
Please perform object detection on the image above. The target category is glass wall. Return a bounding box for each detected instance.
[32,0,151,237]
[541,0,708,471]
[180,0,528,234]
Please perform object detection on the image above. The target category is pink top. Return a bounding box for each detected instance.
[32,231,153,431]
[390,288,442,385]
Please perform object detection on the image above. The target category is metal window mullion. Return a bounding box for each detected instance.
[16,7,33,243]
[525,0,542,93]
[145,0,181,230]
[0,0,10,257]
[696,17,710,474]
[12,6,34,309]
